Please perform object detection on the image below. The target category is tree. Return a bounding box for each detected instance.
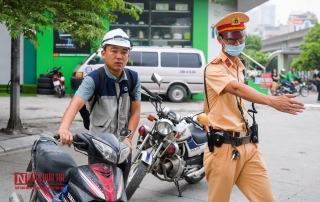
[242,34,270,69]
[292,21,320,71]
[0,0,141,134]
[0,0,141,48]
[244,34,262,52]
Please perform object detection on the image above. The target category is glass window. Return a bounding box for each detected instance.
[92,54,105,65]
[161,53,178,67]
[127,51,158,67]
[161,52,201,68]
[142,52,158,66]
[127,51,142,66]
[109,0,193,48]
[179,53,201,68]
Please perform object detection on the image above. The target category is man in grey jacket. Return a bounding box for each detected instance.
[58,28,141,186]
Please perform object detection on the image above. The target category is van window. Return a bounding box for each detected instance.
[127,51,158,67]
[92,54,105,65]
[161,53,201,68]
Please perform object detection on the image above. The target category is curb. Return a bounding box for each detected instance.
[305,103,320,108]
[0,131,54,153]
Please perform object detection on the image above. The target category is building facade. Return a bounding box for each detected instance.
[0,0,267,94]
[287,11,317,33]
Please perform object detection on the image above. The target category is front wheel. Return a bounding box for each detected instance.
[185,172,205,184]
[279,86,285,95]
[29,189,38,202]
[55,86,62,98]
[126,160,148,200]
[300,86,309,97]
[9,192,24,202]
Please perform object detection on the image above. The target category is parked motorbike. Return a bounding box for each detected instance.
[9,130,131,202]
[279,78,309,97]
[126,73,208,200]
[49,66,66,98]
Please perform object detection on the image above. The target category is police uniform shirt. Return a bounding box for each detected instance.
[204,51,248,133]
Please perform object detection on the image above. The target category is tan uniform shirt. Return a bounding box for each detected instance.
[204,51,248,132]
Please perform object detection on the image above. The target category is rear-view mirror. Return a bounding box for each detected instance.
[151,73,163,86]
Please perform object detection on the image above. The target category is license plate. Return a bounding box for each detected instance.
[53,80,60,86]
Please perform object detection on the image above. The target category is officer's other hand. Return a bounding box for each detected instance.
[123,138,132,153]
[58,128,73,147]
[269,94,305,115]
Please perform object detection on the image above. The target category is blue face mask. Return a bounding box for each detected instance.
[223,42,245,56]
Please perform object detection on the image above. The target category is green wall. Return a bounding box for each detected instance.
[193,0,208,63]
[24,38,36,84]
[37,29,92,94]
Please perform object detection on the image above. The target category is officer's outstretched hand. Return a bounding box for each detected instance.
[269,94,305,115]
[123,138,132,153]
[58,128,73,147]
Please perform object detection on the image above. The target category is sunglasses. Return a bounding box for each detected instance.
[222,36,246,45]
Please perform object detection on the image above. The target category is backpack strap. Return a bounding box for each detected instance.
[90,66,106,112]
[124,68,137,101]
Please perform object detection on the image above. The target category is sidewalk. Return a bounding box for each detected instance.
[0,93,319,154]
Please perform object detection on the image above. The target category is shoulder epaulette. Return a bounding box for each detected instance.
[210,58,221,64]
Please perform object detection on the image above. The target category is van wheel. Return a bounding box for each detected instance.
[168,85,187,102]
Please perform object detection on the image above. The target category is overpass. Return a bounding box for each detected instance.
[261,28,310,72]
[261,28,309,53]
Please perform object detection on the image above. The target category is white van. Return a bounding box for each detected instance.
[71,47,206,102]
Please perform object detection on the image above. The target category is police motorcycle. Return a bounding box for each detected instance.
[279,78,309,97]
[9,130,131,202]
[126,73,208,200]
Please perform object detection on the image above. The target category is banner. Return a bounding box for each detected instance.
[53,30,90,55]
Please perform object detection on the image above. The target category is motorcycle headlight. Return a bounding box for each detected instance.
[118,142,130,164]
[92,139,117,164]
[156,119,173,136]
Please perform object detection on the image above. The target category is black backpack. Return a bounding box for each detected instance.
[79,67,136,130]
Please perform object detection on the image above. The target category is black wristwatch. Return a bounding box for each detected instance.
[120,128,131,138]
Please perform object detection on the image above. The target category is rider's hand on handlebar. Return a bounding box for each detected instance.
[58,128,73,147]
[123,138,132,153]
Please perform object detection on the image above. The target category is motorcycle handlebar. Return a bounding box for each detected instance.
[141,85,156,97]
[54,134,87,147]
[48,66,63,74]
[141,85,162,102]
[183,116,204,129]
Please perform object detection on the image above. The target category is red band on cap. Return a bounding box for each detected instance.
[217,22,245,33]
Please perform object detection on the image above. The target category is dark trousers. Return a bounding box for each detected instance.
[317,85,320,101]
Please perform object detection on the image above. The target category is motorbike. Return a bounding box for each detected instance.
[278,78,309,97]
[9,130,131,202]
[126,73,208,200]
[49,66,66,98]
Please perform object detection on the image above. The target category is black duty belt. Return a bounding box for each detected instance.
[212,129,251,146]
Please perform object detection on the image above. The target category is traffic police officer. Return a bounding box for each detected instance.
[203,12,305,202]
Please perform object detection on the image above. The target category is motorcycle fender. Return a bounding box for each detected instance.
[138,151,152,165]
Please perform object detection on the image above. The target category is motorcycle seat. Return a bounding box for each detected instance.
[187,124,207,145]
[35,141,77,181]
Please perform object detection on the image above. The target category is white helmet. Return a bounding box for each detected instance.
[101,28,132,50]
[281,68,285,72]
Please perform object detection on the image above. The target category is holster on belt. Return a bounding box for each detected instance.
[207,126,225,152]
